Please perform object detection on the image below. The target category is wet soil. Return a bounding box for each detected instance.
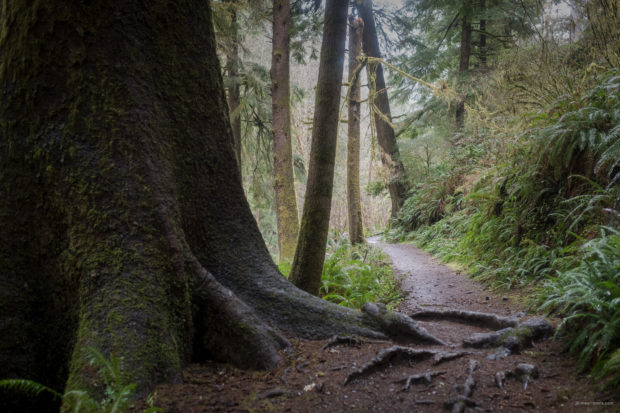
[146,239,617,412]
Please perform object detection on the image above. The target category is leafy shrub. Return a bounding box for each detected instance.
[318,233,403,309]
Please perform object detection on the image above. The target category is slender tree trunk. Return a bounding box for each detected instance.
[479,0,487,71]
[224,0,242,175]
[289,0,349,295]
[347,15,365,244]
[357,0,408,218]
[271,0,299,262]
[456,0,472,129]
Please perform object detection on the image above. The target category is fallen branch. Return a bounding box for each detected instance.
[409,309,518,330]
[394,370,446,391]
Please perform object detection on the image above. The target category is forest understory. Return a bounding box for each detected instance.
[143,240,616,412]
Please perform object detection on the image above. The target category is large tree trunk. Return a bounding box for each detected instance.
[224,0,243,175]
[456,0,472,129]
[347,15,365,245]
[271,0,300,263]
[0,1,439,408]
[357,0,408,218]
[288,0,349,295]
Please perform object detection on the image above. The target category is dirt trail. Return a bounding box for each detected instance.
[149,239,614,413]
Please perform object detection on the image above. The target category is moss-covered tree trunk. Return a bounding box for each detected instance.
[357,0,408,218]
[271,0,299,263]
[0,1,433,408]
[288,0,349,295]
[224,0,243,174]
[456,0,472,129]
[347,15,365,245]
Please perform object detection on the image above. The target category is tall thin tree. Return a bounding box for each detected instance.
[224,0,243,173]
[478,0,488,71]
[271,0,300,263]
[347,14,365,244]
[356,0,408,218]
[289,0,350,295]
[456,0,472,129]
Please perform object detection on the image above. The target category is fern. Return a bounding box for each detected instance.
[539,228,620,386]
[0,347,161,412]
[0,379,61,400]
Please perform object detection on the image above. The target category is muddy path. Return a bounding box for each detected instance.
[148,240,614,412]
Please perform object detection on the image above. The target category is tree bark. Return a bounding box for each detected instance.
[288,0,349,295]
[271,0,300,263]
[456,0,472,129]
[356,0,408,218]
[0,0,435,408]
[347,15,365,244]
[224,0,242,175]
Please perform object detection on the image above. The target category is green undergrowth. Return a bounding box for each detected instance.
[392,72,620,388]
[0,347,160,412]
[280,232,403,309]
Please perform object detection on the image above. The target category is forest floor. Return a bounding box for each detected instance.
[146,239,617,412]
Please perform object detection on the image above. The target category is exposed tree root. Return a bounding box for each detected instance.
[409,308,519,330]
[463,317,553,353]
[394,370,446,391]
[445,359,479,413]
[496,363,539,390]
[321,335,365,350]
[361,303,449,345]
[191,258,290,370]
[344,346,460,385]
[433,351,472,365]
